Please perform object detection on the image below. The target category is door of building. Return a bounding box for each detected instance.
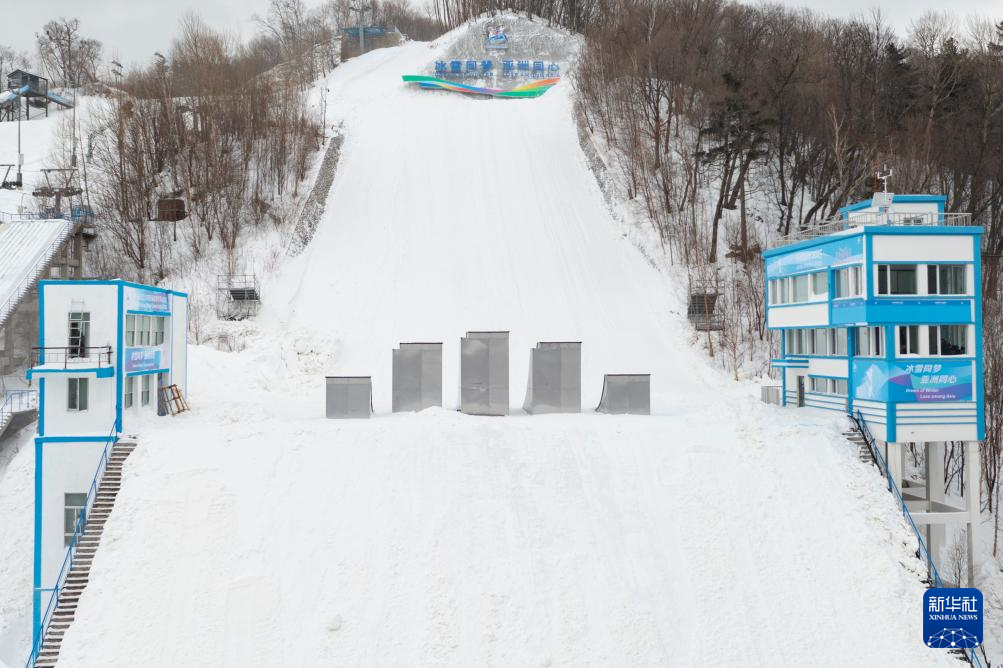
[796,376,806,407]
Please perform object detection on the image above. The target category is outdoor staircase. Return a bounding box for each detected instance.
[843,427,875,465]
[33,439,137,668]
[0,219,75,331]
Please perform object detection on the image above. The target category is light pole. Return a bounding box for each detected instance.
[9,83,22,187]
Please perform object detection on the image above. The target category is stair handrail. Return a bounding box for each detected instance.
[25,422,119,668]
[852,411,986,668]
[1,390,39,431]
[0,220,75,330]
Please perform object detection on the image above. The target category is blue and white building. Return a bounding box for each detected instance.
[27,279,188,640]
[764,193,983,583]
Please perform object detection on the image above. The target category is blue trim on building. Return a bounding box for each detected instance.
[763,225,982,259]
[973,235,985,439]
[37,278,188,298]
[31,437,42,649]
[35,435,119,444]
[115,284,124,433]
[837,194,947,217]
[126,309,171,317]
[26,367,114,379]
[126,367,169,377]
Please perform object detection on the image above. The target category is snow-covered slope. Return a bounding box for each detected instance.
[46,17,955,667]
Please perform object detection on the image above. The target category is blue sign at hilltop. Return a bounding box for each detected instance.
[434,59,560,79]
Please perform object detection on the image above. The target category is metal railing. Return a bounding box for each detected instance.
[32,346,113,368]
[774,211,974,248]
[0,390,38,434]
[852,411,986,668]
[0,219,75,330]
[25,423,119,668]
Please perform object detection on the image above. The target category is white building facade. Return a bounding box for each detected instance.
[27,279,188,646]
[763,194,983,585]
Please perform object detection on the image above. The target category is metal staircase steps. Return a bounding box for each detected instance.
[32,440,137,668]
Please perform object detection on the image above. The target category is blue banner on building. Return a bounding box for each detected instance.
[765,235,863,277]
[854,359,973,402]
[125,348,162,374]
[124,287,169,314]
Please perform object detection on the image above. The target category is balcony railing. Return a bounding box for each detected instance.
[773,211,974,249]
[32,346,113,368]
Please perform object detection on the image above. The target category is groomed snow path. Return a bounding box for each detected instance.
[55,39,954,667]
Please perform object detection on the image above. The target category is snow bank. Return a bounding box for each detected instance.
[0,425,37,667]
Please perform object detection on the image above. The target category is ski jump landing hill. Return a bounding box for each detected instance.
[16,15,966,668]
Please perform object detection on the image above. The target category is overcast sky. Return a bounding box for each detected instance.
[4,0,1001,67]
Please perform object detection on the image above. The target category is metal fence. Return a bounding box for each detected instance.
[773,212,974,249]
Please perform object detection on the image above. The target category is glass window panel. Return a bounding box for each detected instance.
[834,329,847,356]
[793,275,810,302]
[889,265,917,294]
[812,272,827,297]
[940,265,966,295]
[940,325,967,355]
[878,265,888,294]
[927,265,938,294]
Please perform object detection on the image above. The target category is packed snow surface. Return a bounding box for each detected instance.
[40,19,955,667]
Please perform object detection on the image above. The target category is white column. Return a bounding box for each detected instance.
[927,442,946,568]
[965,440,980,587]
[886,442,903,493]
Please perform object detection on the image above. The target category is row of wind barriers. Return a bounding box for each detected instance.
[325,331,650,418]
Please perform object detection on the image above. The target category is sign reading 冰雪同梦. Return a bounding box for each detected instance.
[854,359,973,402]
[434,59,560,78]
[124,286,169,314]
[125,348,162,374]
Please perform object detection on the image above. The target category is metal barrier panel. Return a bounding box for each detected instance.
[760,385,781,405]
[596,374,650,415]
[524,342,581,414]
[460,331,509,416]
[325,376,373,418]
[392,343,443,412]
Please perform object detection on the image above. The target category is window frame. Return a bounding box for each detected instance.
[877,264,919,296]
[64,492,87,547]
[141,374,151,407]
[67,377,89,411]
[928,324,969,356]
[927,264,967,296]
[897,325,921,356]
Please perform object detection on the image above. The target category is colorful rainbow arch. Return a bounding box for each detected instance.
[402,75,559,98]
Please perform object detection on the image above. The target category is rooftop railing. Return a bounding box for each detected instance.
[773,211,974,249]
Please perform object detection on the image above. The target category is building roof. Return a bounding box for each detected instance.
[837,194,946,217]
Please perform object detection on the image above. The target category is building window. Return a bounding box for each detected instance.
[68,377,89,411]
[141,374,151,406]
[877,265,918,295]
[68,312,90,358]
[126,314,136,346]
[812,272,828,298]
[125,376,135,408]
[808,377,847,395]
[64,493,87,547]
[831,328,847,356]
[897,325,920,356]
[855,326,884,357]
[834,266,862,298]
[813,329,828,355]
[792,274,810,302]
[929,325,969,356]
[928,265,967,295]
[154,317,166,345]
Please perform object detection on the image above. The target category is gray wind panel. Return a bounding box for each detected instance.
[460,331,509,416]
[325,376,373,418]
[523,341,581,414]
[595,374,650,415]
[392,342,443,412]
